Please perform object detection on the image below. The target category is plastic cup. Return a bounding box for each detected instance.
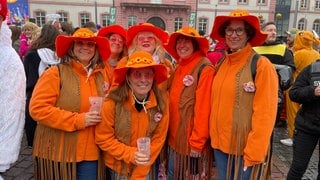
[137,137,151,158]
[89,96,104,113]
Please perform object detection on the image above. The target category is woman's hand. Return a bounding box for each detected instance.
[134,151,150,166]
[84,111,101,127]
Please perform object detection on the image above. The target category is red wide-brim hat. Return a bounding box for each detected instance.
[126,23,169,47]
[97,24,127,40]
[210,9,267,47]
[56,28,111,61]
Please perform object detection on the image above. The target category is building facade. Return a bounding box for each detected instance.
[27,0,320,35]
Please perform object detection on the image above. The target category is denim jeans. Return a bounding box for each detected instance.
[287,130,320,180]
[214,149,252,180]
[76,160,98,180]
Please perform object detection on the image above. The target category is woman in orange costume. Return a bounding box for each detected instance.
[97,24,127,80]
[165,26,214,179]
[29,28,112,179]
[95,51,169,179]
[209,9,278,179]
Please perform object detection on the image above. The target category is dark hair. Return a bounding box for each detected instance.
[29,24,60,51]
[218,20,256,42]
[60,21,74,35]
[175,35,200,52]
[9,25,21,44]
[261,21,275,30]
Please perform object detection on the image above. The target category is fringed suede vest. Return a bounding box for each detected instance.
[108,92,160,177]
[173,58,213,180]
[227,54,271,180]
[33,64,105,180]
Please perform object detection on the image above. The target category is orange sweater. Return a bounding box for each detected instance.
[29,60,111,161]
[210,44,278,166]
[168,52,214,153]
[95,90,169,178]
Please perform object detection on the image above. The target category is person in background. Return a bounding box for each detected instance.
[83,21,97,33]
[165,26,214,179]
[0,0,26,177]
[19,21,40,60]
[253,21,295,128]
[9,25,21,53]
[23,24,60,147]
[287,59,320,179]
[97,24,127,78]
[285,28,298,52]
[210,9,278,179]
[60,21,75,36]
[207,40,227,66]
[29,28,111,179]
[281,31,320,146]
[95,51,169,179]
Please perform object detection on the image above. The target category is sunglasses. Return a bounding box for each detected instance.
[74,40,96,48]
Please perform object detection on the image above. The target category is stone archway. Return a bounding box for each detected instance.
[147,16,166,30]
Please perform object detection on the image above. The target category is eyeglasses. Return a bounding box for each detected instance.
[74,40,96,48]
[109,36,124,44]
[225,28,245,36]
[131,70,154,80]
[137,35,156,42]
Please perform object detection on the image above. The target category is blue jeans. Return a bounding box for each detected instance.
[287,130,320,180]
[76,160,98,180]
[214,149,252,180]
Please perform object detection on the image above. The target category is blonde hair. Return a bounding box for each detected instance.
[128,33,166,63]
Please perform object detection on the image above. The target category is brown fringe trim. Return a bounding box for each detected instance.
[33,124,78,180]
[172,148,213,180]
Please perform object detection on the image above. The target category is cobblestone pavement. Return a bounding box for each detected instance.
[1,126,318,180]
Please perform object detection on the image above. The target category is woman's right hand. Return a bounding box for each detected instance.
[85,111,102,127]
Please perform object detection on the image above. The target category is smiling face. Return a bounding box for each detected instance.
[73,40,96,66]
[175,35,194,59]
[108,33,125,57]
[224,20,248,52]
[136,31,156,54]
[127,67,154,100]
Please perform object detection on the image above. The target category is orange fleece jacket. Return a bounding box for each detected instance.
[168,52,214,153]
[29,60,111,162]
[210,44,278,167]
[95,90,169,178]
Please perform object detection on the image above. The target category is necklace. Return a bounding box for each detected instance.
[131,91,149,113]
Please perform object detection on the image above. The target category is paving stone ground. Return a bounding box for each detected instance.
[1,126,318,180]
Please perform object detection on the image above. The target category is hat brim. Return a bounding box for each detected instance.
[127,25,169,47]
[164,32,209,61]
[97,25,127,40]
[210,15,267,47]
[55,35,111,60]
[114,64,168,85]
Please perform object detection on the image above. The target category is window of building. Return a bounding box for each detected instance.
[200,0,209,3]
[198,18,208,35]
[219,0,228,3]
[57,12,68,22]
[174,17,183,32]
[258,0,266,5]
[35,11,46,27]
[238,0,247,4]
[313,19,320,35]
[298,18,306,30]
[128,16,137,28]
[315,0,320,9]
[101,14,109,26]
[300,0,307,8]
[80,13,90,27]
